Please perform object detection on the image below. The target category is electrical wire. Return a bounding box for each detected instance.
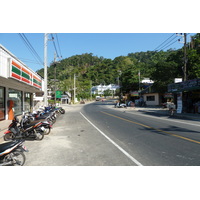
[153,33,184,52]
[156,34,179,51]
[51,33,59,59]
[154,33,194,52]
[18,33,44,66]
[153,33,176,51]
[55,34,62,59]
[162,40,179,50]
[18,57,42,65]
[19,33,43,64]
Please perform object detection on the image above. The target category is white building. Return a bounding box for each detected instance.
[0,44,44,121]
[91,84,120,95]
[141,78,154,84]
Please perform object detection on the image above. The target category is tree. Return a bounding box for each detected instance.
[150,61,179,93]
[103,89,112,98]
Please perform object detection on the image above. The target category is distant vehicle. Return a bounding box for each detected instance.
[96,96,101,101]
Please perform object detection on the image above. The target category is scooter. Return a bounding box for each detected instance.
[21,114,52,135]
[114,102,127,108]
[31,110,57,124]
[45,105,65,114]
[4,116,45,141]
[0,139,28,166]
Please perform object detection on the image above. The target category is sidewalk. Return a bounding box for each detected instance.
[0,103,82,143]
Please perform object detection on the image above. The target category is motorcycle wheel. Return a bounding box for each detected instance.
[60,109,65,114]
[4,133,15,141]
[44,127,51,135]
[3,151,25,166]
[51,118,56,124]
[35,130,44,140]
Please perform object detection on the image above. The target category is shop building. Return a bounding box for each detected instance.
[168,78,200,113]
[0,44,44,121]
[139,79,163,106]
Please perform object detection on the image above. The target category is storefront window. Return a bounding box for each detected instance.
[24,92,32,113]
[8,89,23,116]
[0,87,5,121]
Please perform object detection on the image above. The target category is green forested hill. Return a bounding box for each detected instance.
[37,33,200,99]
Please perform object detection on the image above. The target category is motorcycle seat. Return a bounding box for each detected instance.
[0,140,22,154]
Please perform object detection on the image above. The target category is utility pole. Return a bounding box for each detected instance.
[54,52,57,104]
[183,33,187,81]
[118,70,122,97]
[138,60,141,95]
[90,80,92,100]
[138,70,141,91]
[44,33,48,106]
[74,73,76,104]
[177,33,187,81]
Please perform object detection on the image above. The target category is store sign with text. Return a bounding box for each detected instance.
[168,78,200,92]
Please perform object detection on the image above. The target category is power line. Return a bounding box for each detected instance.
[18,33,44,66]
[55,34,62,59]
[162,40,179,50]
[159,33,191,51]
[153,33,176,51]
[51,34,59,59]
[18,57,42,65]
[156,34,179,51]
[153,33,183,52]
[19,33,43,64]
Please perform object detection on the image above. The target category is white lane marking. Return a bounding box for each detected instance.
[80,112,143,166]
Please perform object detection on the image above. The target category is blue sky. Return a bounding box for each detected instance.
[0,33,195,72]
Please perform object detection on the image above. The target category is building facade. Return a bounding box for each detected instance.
[91,84,120,95]
[0,44,43,121]
[168,78,200,113]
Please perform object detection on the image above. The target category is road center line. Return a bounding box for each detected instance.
[80,112,143,166]
[124,108,200,127]
[101,111,200,145]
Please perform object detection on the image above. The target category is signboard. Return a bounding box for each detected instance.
[168,78,200,93]
[10,60,42,89]
[56,91,62,98]
[131,91,139,96]
[32,75,42,89]
[176,92,182,113]
[164,93,173,98]
[174,78,182,83]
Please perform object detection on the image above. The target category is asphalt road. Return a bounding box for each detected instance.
[24,100,200,166]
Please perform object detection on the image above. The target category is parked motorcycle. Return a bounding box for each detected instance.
[0,139,28,166]
[114,102,127,108]
[56,107,65,114]
[4,116,45,141]
[31,110,57,124]
[21,114,52,135]
[45,105,65,115]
